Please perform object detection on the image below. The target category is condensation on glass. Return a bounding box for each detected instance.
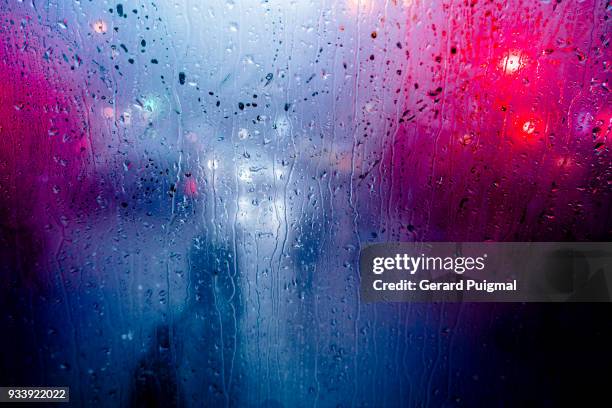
[0,1,609,406]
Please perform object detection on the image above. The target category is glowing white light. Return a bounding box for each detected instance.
[500,51,525,75]
[238,128,250,140]
[238,167,252,182]
[274,167,285,180]
[207,159,219,170]
[92,20,107,34]
[522,120,536,134]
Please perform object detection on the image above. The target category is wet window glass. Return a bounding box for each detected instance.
[1,1,610,406]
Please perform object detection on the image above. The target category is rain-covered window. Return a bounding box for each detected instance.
[0,0,610,407]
